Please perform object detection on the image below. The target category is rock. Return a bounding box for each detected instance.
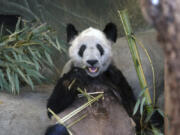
[0,85,51,135]
[0,0,149,39]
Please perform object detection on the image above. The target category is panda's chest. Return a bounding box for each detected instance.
[55,81,133,135]
[75,81,118,118]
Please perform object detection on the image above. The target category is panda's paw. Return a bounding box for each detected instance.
[150,110,164,129]
[47,111,52,119]
[71,67,87,77]
[45,124,69,135]
[70,67,89,84]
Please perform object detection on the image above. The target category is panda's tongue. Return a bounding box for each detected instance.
[88,67,98,73]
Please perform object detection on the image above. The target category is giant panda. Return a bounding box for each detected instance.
[45,23,162,135]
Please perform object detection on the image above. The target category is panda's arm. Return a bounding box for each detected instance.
[105,65,164,131]
[105,65,136,117]
[47,67,87,118]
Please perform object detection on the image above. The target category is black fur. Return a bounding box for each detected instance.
[103,65,136,116]
[66,24,78,43]
[45,124,69,135]
[96,44,104,56]
[46,65,138,134]
[46,65,164,134]
[78,44,86,57]
[103,22,117,42]
[47,65,135,118]
[47,67,89,118]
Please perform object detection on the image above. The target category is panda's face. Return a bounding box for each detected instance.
[67,23,117,77]
[69,31,112,77]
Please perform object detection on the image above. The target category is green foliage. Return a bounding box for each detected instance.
[133,87,147,115]
[0,18,65,94]
[118,10,164,135]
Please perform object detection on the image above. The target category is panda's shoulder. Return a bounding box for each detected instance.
[104,63,124,78]
[60,60,74,77]
[106,62,119,72]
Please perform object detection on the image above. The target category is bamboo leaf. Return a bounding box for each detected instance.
[27,75,34,90]
[140,97,146,115]
[138,86,148,98]
[55,37,62,51]
[25,69,44,79]
[133,99,140,115]
[12,51,18,59]
[16,68,29,84]
[1,77,9,91]
[0,19,63,93]
[45,51,53,66]
[44,33,57,48]
[145,110,155,123]
[32,23,48,34]
[0,69,4,90]
[6,67,15,93]
[152,126,164,135]
[4,54,14,63]
[6,28,13,34]
[157,109,164,117]
[0,24,4,38]
[27,32,33,41]
[11,72,16,94]
[15,17,21,32]
[14,73,20,94]
[33,60,40,70]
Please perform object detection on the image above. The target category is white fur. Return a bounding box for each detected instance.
[69,27,113,77]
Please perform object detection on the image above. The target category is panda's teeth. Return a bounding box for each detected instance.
[88,67,98,73]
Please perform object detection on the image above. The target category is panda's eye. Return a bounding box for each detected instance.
[96,44,104,56]
[78,44,86,57]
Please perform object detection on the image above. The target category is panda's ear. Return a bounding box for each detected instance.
[103,23,117,42]
[66,24,78,43]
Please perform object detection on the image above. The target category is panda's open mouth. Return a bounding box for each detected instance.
[88,67,99,73]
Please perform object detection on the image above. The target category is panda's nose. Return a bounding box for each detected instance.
[87,60,98,66]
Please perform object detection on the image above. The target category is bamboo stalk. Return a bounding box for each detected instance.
[118,10,152,109]
[67,113,88,128]
[48,108,63,124]
[61,94,103,122]
[132,35,156,106]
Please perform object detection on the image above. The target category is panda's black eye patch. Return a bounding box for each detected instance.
[96,44,104,56]
[78,44,86,57]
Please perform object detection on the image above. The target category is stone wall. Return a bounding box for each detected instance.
[0,0,150,40]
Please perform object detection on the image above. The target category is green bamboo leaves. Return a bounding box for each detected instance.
[118,10,152,105]
[133,87,147,115]
[0,18,64,94]
[118,10,164,135]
